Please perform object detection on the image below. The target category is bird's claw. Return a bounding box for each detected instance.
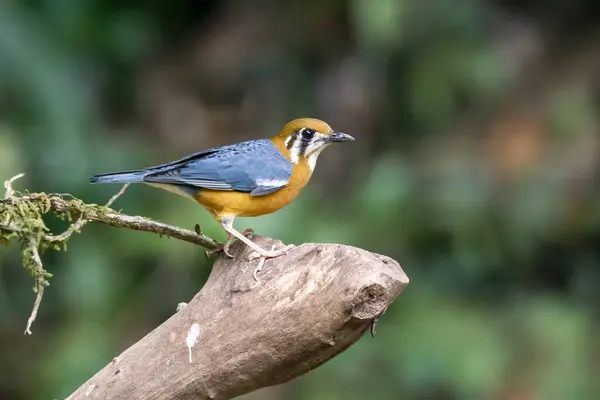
[204,243,234,259]
[223,241,235,258]
[253,257,267,282]
[247,243,294,261]
[248,244,295,281]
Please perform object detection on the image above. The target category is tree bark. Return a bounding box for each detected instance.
[66,236,409,400]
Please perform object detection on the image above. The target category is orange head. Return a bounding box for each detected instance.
[271,118,354,170]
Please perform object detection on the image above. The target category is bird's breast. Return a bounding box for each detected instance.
[194,162,312,218]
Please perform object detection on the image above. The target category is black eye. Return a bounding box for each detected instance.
[300,128,315,140]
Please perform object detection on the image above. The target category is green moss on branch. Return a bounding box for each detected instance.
[0,179,221,334]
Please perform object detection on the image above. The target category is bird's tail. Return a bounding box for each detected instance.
[90,170,147,184]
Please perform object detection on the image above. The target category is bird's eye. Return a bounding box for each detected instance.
[300,128,315,140]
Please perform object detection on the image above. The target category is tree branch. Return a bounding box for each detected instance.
[0,174,221,334]
[24,236,45,335]
[4,173,25,198]
[44,183,130,243]
[1,193,220,249]
[65,236,409,400]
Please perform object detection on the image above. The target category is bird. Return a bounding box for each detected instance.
[90,118,354,279]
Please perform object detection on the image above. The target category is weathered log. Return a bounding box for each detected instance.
[67,236,408,400]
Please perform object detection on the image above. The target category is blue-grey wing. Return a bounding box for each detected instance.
[143,139,292,196]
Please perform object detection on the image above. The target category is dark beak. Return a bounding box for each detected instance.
[328,131,355,143]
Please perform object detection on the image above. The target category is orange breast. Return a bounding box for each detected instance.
[194,161,312,219]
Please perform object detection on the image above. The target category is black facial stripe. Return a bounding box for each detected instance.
[286,131,298,150]
[299,135,312,155]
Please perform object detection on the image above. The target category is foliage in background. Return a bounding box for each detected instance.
[1,0,599,399]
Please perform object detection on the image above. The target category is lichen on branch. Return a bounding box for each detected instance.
[0,173,221,334]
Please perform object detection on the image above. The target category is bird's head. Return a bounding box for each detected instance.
[273,118,354,170]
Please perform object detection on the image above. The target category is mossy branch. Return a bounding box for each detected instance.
[0,174,221,334]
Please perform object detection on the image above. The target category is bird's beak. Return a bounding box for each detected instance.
[328,131,355,143]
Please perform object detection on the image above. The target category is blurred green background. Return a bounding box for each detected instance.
[2,0,600,399]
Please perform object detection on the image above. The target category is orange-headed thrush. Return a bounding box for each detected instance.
[90,118,354,276]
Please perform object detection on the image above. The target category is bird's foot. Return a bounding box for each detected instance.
[204,229,255,259]
[248,243,295,281]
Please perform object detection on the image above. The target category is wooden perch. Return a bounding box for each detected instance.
[66,236,408,400]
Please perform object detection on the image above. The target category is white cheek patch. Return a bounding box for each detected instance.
[304,133,329,171]
[289,139,302,164]
[307,145,328,171]
[305,134,327,154]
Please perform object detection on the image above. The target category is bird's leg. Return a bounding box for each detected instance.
[222,233,236,257]
[220,216,294,281]
[224,228,255,255]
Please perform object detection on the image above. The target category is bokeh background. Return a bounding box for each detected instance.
[1,0,600,399]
